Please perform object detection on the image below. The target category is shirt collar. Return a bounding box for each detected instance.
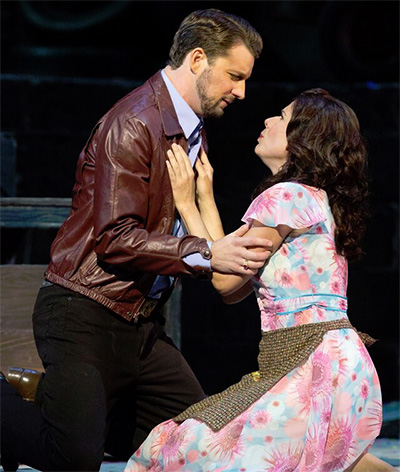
[161,69,203,140]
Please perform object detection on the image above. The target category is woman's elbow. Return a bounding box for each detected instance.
[211,279,230,297]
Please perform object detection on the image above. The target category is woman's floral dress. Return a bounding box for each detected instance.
[125,182,382,472]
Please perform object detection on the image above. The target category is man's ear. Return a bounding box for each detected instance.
[189,48,208,74]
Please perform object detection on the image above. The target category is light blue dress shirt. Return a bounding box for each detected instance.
[147,70,211,299]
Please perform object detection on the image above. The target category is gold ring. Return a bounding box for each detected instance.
[243,259,249,270]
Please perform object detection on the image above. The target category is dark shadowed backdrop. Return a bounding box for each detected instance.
[1,1,399,408]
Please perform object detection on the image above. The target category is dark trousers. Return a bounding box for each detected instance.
[1,284,205,471]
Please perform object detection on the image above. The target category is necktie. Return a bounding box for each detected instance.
[188,123,202,166]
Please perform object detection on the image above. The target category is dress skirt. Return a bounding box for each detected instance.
[125,322,382,472]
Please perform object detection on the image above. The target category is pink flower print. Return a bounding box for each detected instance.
[315,225,323,234]
[282,189,293,201]
[263,442,303,471]
[269,375,290,394]
[186,449,199,464]
[204,418,245,462]
[259,191,280,215]
[284,417,308,439]
[287,349,331,412]
[332,374,339,389]
[286,364,312,415]
[274,269,293,287]
[311,284,317,294]
[294,308,313,325]
[292,269,311,291]
[337,356,350,386]
[338,298,347,311]
[360,378,370,400]
[302,427,325,471]
[329,278,342,295]
[261,313,286,331]
[356,399,382,441]
[280,244,289,256]
[321,408,332,424]
[148,459,163,472]
[297,241,309,261]
[150,422,192,468]
[161,433,185,465]
[309,350,332,405]
[358,343,375,373]
[323,417,356,470]
[149,428,169,459]
[274,302,286,314]
[249,410,272,429]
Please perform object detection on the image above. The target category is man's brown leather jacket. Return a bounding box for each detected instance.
[46,70,211,321]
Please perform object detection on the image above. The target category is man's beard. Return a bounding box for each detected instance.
[196,68,225,119]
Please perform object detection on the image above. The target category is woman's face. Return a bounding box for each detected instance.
[255,102,293,174]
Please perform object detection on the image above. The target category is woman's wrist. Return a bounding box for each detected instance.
[197,194,216,210]
[176,201,199,217]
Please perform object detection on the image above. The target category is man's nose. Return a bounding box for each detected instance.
[232,81,246,100]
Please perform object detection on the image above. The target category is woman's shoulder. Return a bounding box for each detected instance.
[244,180,328,228]
[259,182,325,200]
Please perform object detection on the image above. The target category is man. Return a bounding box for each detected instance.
[1,9,270,471]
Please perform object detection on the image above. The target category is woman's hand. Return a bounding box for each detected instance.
[166,144,196,212]
[195,147,214,204]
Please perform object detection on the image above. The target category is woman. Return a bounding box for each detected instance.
[125,89,392,471]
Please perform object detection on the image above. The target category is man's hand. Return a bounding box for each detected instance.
[210,224,273,275]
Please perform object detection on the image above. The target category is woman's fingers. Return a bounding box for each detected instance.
[174,144,193,175]
[195,157,206,177]
[199,147,209,164]
[198,147,213,177]
[168,144,194,178]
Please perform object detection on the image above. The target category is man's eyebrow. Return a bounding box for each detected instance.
[231,71,248,80]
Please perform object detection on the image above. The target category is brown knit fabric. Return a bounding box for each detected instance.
[173,319,376,431]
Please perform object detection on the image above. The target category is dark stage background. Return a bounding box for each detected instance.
[1,1,399,408]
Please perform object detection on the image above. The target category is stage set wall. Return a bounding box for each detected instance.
[1,1,399,406]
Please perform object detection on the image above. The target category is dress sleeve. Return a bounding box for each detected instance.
[242,182,326,229]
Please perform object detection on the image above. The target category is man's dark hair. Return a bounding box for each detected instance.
[168,9,263,69]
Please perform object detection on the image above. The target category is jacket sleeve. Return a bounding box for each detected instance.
[92,114,211,277]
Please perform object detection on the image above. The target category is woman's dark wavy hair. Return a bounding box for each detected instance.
[253,88,370,261]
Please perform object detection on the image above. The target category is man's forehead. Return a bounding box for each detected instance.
[215,44,254,75]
